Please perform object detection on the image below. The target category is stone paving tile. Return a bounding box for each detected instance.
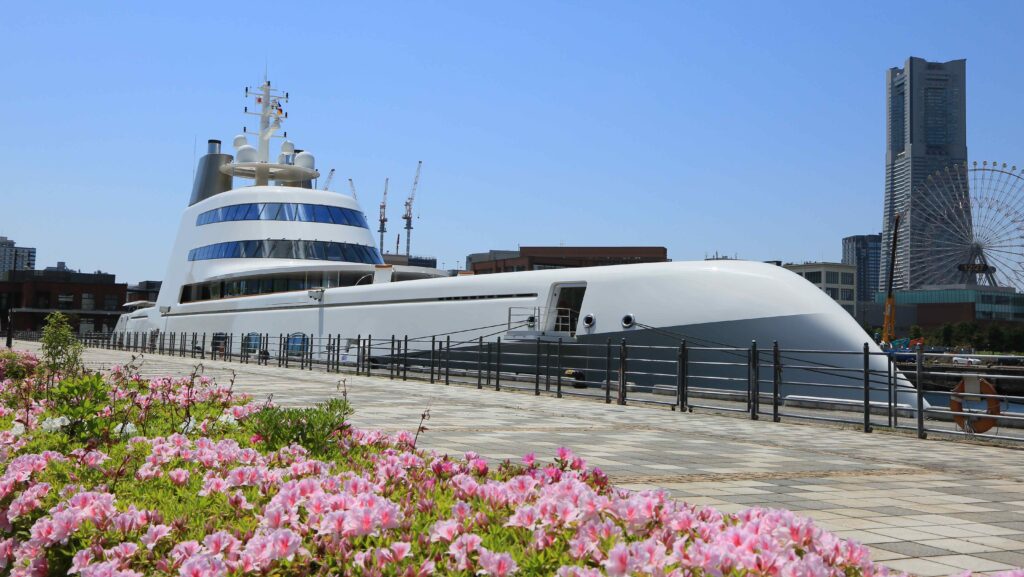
[882,558,963,577]
[22,342,1024,575]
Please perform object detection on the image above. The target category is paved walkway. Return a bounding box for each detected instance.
[15,342,1024,576]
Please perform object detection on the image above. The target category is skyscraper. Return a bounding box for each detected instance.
[842,234,881,302]
[0,236,36,276]
[880,57,967,291]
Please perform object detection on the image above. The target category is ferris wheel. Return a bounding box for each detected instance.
[907,161,1024,291]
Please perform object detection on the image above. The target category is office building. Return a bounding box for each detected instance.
[0,268,127,333]
[0,236,36,275]
[880,57,968,291]
[784,262,857,316]
[842,234,881,303]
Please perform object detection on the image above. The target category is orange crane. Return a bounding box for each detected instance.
[882,213,902,345]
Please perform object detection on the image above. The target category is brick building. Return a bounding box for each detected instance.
[0,269,127,333]
[466,247,668,274]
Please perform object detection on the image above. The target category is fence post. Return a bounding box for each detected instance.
[679,340,689,412]
[201,333,206,360]
[863,342,872,433]
[403,336,409,381]
[477,336,483,389]
[495,337,502,391]
[366,334,372,377]
[545,344,552,392]
[605,338,612,404]
[617,339,627,406]
[535,338,541,396]
[390,335,396,380]
[556,337,563,399]
[888,355,896,428]
[916,343,926,439]
[486,341,492,389]
[750,341,759,421]
[445,335,451,386]
[772,341,781,423]
[429,336,436,384]
[355,334,361,375]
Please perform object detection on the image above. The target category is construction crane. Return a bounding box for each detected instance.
[347,178,357,199]
[378,178,389,253]
[321,168,335,191]
[403,161,422,257]
[882,213,902,345]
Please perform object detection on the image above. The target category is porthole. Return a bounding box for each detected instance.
[583,313,596,328]
[621,314,635,328]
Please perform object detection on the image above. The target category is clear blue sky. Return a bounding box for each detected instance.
[2,1,1023,280]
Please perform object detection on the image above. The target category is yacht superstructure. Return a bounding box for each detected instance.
[117,81,918,405]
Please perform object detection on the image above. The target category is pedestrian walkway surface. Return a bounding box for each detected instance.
[16,342,1024,576]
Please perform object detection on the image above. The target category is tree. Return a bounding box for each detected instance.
[40,311,83,378]
[910,325,923,340]
[986,324,1006,353]
[940,323,954,347]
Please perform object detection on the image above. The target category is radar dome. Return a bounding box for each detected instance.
[281,140,295,155]
[294,151,315,170]
[236,144,258,163]
[233,135,248,149]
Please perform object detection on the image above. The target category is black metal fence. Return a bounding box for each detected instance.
[28,332,1019,445]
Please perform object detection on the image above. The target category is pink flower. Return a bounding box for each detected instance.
[479,550,518,577]
[390,542,412,562]
[141,524,172,550]
[602,543,631,577]
[522,453,536,467]
[168,468,190,486]
[448,533,483,571]
[430,519,460,543]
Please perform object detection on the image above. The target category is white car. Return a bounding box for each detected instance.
[952,356,983,366]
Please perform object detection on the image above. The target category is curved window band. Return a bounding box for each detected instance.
[187,240,383,265]
[196,203,370,229]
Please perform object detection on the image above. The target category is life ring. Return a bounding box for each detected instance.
[949,378,1001,434]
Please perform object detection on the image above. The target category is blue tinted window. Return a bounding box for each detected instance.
[188,240,381,264]
[197,203,369,229]
[261,203,281,220]
[313,205,332,223]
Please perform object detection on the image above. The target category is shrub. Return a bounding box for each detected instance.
[39,311,83,378]
[244,397,352,456]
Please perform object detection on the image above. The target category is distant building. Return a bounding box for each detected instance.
[853,286,1024,332]
[842,234,881,303]
[0,236,36,275]
[784,262,857,316]
[127,280,162,304]
[881,57,968,291]
[467,247,668,274]
[0,268,127,333]
[383,254,438,269]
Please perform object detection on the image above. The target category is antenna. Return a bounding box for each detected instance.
[378,178,389,252]
[395,233,401,256]
[347,177,357,199]
[321,168,335,191]
[403,161,422,257]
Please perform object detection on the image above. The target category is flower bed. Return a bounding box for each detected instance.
[0,349,1018,577]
